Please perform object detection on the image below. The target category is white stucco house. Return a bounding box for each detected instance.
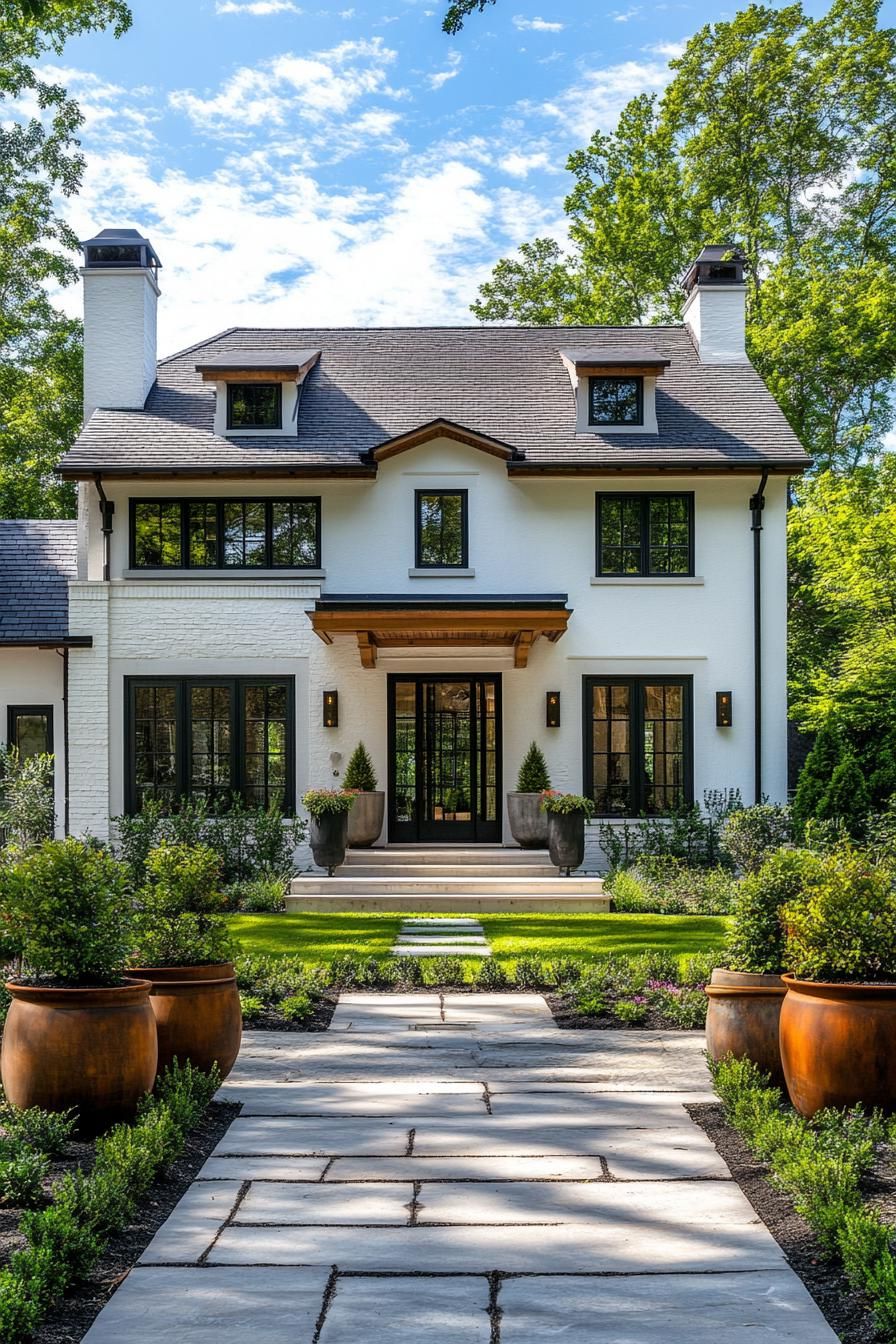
[0,229,810,865]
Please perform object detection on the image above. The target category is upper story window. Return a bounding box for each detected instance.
[415,490,468,568]
[588,376,643,426]
[131,497,321,570]
[596,493,693,577]
[227,383,282,430]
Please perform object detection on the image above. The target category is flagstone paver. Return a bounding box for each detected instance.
[389,917,491,957]
[83,992,840,1343]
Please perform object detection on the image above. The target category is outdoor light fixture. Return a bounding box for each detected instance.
[716,691,733,728]
[323,690,339,728]
[546,692,561,728]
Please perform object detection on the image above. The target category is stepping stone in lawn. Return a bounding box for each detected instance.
[389,917,492,958]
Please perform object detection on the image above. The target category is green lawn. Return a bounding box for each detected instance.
[227,911,728,966]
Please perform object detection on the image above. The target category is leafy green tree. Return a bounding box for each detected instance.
[0,0,131,519]
[442,0,495,33]
[472,0,896,472]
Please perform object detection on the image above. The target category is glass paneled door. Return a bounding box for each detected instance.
[388,676,501,843]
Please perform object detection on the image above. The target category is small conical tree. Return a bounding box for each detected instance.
[868,737,896,810]
[343,742,378,792]
[517,741,551,793]
[793,718,845,833]
[817,752,871,839]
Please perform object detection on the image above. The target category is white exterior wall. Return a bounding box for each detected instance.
[64,438,789,865]
[0,649,67,837]
[82,268,159,417]
[682,285,748,364]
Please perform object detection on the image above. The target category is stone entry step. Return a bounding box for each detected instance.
[342,847,549,865]
[290,876,601,896]
[342,863,556,878]
[390,918,492,958]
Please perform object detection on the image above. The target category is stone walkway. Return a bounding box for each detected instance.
[390,917,491,957]
[83,995,838,1342]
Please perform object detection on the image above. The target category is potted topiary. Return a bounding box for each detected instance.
[508,742,551,848]
[0,837,157,1133]
[343,742,385,848]
[541,791,595,875]
[779,845,896,1117]
[130,841,242,1081]
[705,848,821,1086]
[303,789,355,875]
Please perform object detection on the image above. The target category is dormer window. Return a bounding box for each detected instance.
[588,376,643,427]
[227,383,282,431]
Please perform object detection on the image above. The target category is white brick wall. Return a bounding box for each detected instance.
[82,268,158,416]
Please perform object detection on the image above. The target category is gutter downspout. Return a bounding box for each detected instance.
[750,469,769,805]
[62,648,69,836]
[94,474,114,582]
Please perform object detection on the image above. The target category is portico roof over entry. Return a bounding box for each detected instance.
[310,594,572,668]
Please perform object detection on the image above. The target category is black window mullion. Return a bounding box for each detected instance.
[633,682,645,814]
[175,681,188,805]
[265,502,273,568]
[640,497,650,576]
[232,680,243,805]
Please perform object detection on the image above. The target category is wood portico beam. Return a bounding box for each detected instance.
[309,606,571,669]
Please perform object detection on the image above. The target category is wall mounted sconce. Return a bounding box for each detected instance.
[716,691,733,728]
[546,691,561,728]
[322,690,339,728]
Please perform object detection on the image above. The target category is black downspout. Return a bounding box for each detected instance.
[750,469,769,805]
[62,647,69,836]
[94,474,114,582]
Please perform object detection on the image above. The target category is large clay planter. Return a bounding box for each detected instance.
[780,975,896,1117]
[507,793,549,849]
[310,811,349,875]
[1,978,157,1135]
[130,963,242,1081]
[547,811,586,875]
[347,791,385,848]
[704,969,787,1087]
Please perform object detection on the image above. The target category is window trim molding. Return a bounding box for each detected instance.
[7,704,54,757]
[129,496,322,572]
[581,674,693,818]
[226,382,282,431]
[124,675,296,815]
[595,491,695,578]
[587,375,644,427]
[414,489,469,570]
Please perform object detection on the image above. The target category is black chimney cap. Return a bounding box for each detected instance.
[81,228,162,271]
[682,244,744,294]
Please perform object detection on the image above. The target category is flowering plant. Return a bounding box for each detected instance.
[302,789,356,819]
[540,790,595,818]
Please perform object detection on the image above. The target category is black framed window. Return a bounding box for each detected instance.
[227,383,282,430]
[596,493,693,576]
[7,706,53,759]
[126,677,295,814]
[588,376,643,426]
[131,498,321,570]
[415,490,468,568]
[583,676,692,817]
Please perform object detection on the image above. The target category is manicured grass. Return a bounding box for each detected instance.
[227,911,728,965]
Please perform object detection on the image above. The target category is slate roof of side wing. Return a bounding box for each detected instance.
[0,520,80,645]
[59,325,811,476]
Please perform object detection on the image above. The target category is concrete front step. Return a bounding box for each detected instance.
[342,847,548,866]
[289,875,603,897]
[285,892,610,913]
[341,863,556,878]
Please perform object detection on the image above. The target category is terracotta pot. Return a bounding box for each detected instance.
[704,968,787,1087]
[130,963,242,1081]
[347,792,385,848]
[1,978,157,1135]
[547,811,586,874]
[780,975,896,1117]
[507,793,549,849]
[309,812,348,875]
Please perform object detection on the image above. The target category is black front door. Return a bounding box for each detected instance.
[388,675,501,843]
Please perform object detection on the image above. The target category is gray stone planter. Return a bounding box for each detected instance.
[347,791,385,848]
[309,812,348,876]
[547,811,586,875]
[507,792,548,849]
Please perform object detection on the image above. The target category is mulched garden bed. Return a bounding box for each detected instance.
[0,1100,238,1344]
[689,1101,884,1344]
[248,989,338,1031]
[546,992,695,1030]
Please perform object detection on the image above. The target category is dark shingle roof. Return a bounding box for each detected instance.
[0,520,78,644]
[60,325,810,476]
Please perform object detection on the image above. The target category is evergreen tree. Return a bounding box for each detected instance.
[817,753,871,838]
[517,742,551,793]
[343,742,378,792]
[793,719,845,833]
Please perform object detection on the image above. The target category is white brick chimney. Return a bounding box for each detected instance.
[682,244,748,363]
[81,228,161,420]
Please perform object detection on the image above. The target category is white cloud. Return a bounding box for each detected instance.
[543,57,671,136]
[611,6,641,20]
[216,1,302,13]
[643,38,685,57]
[513,14,565,30]
[499,149,551,177]
[427,50,462,90]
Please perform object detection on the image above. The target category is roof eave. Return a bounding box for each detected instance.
[506,458,812,476]
[0,636,93,649]
[57,463,378,482]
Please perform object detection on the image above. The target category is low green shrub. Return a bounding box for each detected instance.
[512,955,548,989]
[473,958,508,989]
[225,876,286,913]
[613,997,648,1024]
[609,856,735,915]
[783,845,896,981]
[726,848,824,974]
[0,1147,48,1208]
[281,992,313,1023]
[0,1102,76,1158]
[239,993,265,1023]
[0,1061,218,1342]
[710,1055,896,1336]
[649,985,707,1028]
[0,747,55,852]
[573,985,607,1017]
[302,789,355,818]
[421,956,467,986]
[133,842,234,968]
[720,803,792,874]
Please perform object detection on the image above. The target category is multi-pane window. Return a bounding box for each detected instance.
[415,491,468,568]
[127,677,294,813]
[584,677,691,816]
[7,706,53,759]
[227,383,282,430]
[132,498,321,570]
[596,494,693,576]
[588,376,643,425]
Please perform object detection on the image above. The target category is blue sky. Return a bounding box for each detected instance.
[49,0,842,354]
